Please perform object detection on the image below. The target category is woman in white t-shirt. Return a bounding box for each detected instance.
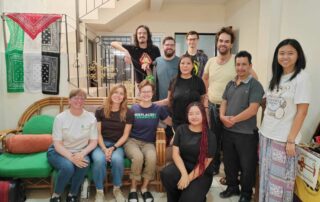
[259,39,311,202]
[47,89,98,202]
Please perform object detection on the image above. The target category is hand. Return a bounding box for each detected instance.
[73,151,85,161]
[71,155,89,168]
[286,143,296,157]
[141,63,150,72]
[177,173,189,190]
[124,52,132,64]
[104,148,114,162]
[220,116,235,128]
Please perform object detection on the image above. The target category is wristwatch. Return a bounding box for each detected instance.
[111,145,118,151]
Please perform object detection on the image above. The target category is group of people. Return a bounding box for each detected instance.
[48,24,311,202]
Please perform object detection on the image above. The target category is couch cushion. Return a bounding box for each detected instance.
[5,134,52,154]
[0,152,52,178]
[22,115,55,134]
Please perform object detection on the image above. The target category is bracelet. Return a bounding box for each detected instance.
[111,145,118,151]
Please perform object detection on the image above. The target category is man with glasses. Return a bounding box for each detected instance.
[185,31,208,78]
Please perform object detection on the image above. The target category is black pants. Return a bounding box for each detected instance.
[160,164,212,202]
[209,102,223,171]
[222,129,258,195]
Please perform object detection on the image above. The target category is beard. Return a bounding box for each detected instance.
[164,49,175,57]
[218,46,231,55]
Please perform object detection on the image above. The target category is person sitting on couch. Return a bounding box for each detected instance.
[91,84,133,202]
[47,89,98,202]
[124,79,172,202]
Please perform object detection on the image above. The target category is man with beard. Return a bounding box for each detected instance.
[185,31,208,78]
[154,36,179,101]
[111,25,160,84]
[202,27,257,177]
[153,36,179,145]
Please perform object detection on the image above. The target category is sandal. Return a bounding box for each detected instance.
[128,192,139,202]
[141,191,154,202]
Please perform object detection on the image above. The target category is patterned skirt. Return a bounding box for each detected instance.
[259,134,298,202]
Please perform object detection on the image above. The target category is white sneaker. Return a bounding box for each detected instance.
[113,187,126,202]
[95,190,104,202]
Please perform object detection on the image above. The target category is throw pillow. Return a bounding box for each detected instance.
[22,115,54,134]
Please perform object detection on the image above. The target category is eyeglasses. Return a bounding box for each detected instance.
[72,96,85,101]
[140,90,153,94]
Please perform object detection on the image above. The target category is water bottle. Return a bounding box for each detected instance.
[81,178,90,199]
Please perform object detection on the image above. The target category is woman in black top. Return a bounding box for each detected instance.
[156,54,206,130]
[160,102,217,202]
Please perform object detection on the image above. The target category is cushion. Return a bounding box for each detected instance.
[0,152,53,178]
[22,115,54,134]
[5,134,52,154]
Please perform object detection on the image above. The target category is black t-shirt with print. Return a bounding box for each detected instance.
[173,124,217,173]
[123,44,161,83]
[95,107,134,142]
[169,75,206,126]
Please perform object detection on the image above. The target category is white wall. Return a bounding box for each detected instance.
[279,0,320,142]
[0,0,80,130]
[104,2,226,37]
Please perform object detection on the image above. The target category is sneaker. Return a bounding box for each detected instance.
[66,195,78,202]
[50,196,61,202]
[95,190,104,202]
[113,187,125,202]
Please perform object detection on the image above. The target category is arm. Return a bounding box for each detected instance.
[230,103,260,124]
[172,146,190,190]
[286,104,309,156]
[162,116,172,127]
[188,158,213,181]
[219,99,234,128]
[110,41,132,64]
[154,91,171,106]
[250,68,258,80]
[97,122,108,152]
[113,124,132,148]
[53,141,89,168]
[202,73,209,92]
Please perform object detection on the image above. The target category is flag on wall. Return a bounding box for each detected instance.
[5,13,62,94]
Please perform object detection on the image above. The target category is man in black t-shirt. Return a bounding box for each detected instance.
[111,25,160,83]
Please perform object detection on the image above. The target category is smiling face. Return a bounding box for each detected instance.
[187,105,203,126]
[179,57,193,77]
[111,87,125,105]
[139,85,153,102]
[217,33,233,55]
[163,39,176,57]
[277,44,298,73]
[69,94,85,110]
[137,27,148,45]
[235,56,252,79]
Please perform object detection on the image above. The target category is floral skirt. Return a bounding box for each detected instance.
[259,134,298,202]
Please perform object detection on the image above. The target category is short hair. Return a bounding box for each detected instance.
[138,79,155,92]
[162,36,175,45]
[69,88,87,99]
[186,31,199,39]
[216,26,235,44]
[235,51,252,64]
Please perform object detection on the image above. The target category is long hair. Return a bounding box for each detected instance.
[186,102,208,176]
[169,54,194,108]
[134,25,153,47]
[269,39,306,91]
[103,84,128,122]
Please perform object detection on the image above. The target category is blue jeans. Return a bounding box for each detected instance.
[90,140,124,189]
[47,146,90,195]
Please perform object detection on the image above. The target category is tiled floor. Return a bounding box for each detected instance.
[26,167,244,202]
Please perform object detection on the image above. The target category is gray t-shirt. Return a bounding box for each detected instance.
[222,76,264,134]
[155,56,179,100]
